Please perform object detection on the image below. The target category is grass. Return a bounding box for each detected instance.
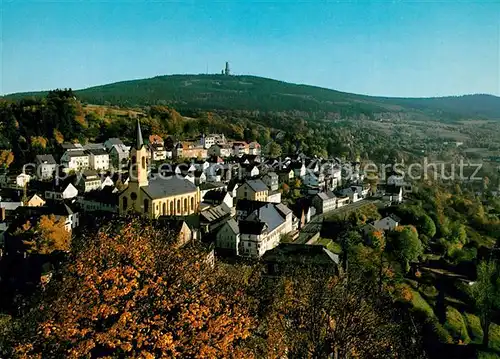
[443,306,471,344]
[316,238,342,254]
[405,285,436,319]
[464,312,484,344]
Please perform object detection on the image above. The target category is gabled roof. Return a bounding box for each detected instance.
[316,191,336,201]
[225,218,239,234]
[35,154,56,165]
[388,213,401,222]
[246,204,285,232]
[245,179,268,192]
[66,150,88,158]
[86,148,108,156]
[203,190,228,203]
[141,176,197,200]
[274,203,293,218]
[106,138,124,146]
[200,204,231,223]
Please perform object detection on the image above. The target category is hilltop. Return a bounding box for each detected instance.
[4,74,500,120]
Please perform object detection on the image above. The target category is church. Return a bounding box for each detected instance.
[119,120,200,218]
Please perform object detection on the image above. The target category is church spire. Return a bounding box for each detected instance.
[136,119,144,149]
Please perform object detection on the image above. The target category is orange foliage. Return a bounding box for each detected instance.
[20,214,71,254]
[30,136,48,149]
[14,219,255,358]
[0,150,14,168]
[53,129,64,144]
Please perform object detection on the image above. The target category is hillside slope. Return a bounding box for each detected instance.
[4,74,500,119]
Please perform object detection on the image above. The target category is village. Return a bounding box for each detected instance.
[0,120,410,268]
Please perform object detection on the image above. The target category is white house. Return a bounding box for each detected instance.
[100,175,115,189]
[208,144,232,158]
[16,173,31,188]
[262,172,279,192]
[35,155,57,180]
[237,202,294,258]
[384,185,403,203]
[45,183,78,200]
[202,134,226,149]
[61,150,89,172]
[87,149,110,172]
[77,170,102,193]
[290,161,307,178]
[373,214,401,231]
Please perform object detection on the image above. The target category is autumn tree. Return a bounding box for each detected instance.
[14,215,71,255]
[0,150,14,168]
[265,266,425,358]
[10,218,255,358]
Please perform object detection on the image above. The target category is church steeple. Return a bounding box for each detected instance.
[136,119,144,150]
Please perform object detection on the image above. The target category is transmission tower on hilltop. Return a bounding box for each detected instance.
[224,61,231,76]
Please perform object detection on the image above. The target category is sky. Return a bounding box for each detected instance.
[1,0,500,97]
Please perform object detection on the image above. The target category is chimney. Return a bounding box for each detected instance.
[0,207,6,222]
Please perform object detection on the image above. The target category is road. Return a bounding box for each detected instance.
[295,198,380,244]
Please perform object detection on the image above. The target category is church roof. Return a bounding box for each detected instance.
[136,119,144,149]
[141,176,197,200]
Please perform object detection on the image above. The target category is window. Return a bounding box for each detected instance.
[190,197,194,211]
[142,156,146,169]
[170,201,174,214]
[144,199,149,213]
[131,192,137,200]
[122,197,128,210]
[162,202,166,215]
[184,198,188,212]
[176,199,181,214]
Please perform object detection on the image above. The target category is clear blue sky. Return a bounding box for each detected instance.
[1,0,499,97]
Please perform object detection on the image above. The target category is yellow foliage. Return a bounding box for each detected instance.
[31,136,48,149]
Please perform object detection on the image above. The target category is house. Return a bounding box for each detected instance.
[277,168,295,183]
[45,182,79,201]
[194,170,207,186]
[215,218,240,254]
[201,134,226,149]
[237,202,294,258]
[76,170,102,193]
[336,196,349,208]
[149,134,163,145]
[241,163,260,179]
[100,175,115,189]
[248,142,261,155]
[267,190,282,204]
[199,204,232,235]
[157,218,194,247]
[119,121,200,218]
[109,144,130,170]
[77,186,119,214]
[104,138,125,150]
[262,172,279,191]
[292,198,316,230]
[60,150,89,172]
[207,144,232,158]
[303,171,326,190]
[35,155,57,180]
[290,161,307,178]
[83,143,106,151]
[232,142,249,157]
[149,143,167,161]
[361,223,378,237]
[16,173,31,188]
[87,148,110,172]
[174,142,208,159]
[236,179,269,202]
[25,194,46,207]
[384,184,403,203]
[338,187,360,203]
[202,190,233,208]
[373,214,401,231]
[312,191,337,214]
[194,160,210,172]
[262,243,340,277]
